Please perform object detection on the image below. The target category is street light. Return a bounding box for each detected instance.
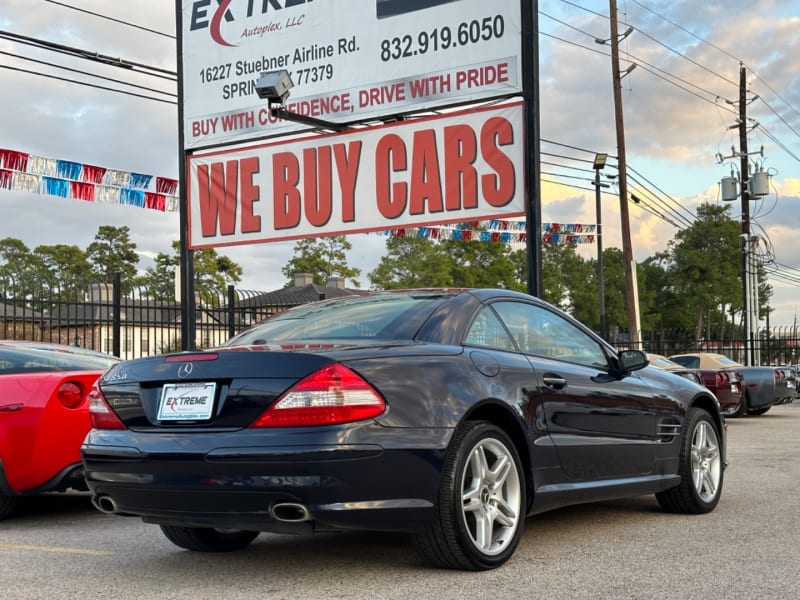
[593,153,609,339]
[255,69,348,132]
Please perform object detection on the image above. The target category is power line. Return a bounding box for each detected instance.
[543,7,732,105]
[541,177,598,195]
[558,0,607,20]
[541,159,596,175]
[541,136,695,232]
[623,0,800,162]
[628,0,740,63]
[0,30,176,80]
[541,169,598,183]
[0,63,177,105]
[629,0,800,123]
[626,163,698,223]
[626,176,693,229]
[556,0,739,89]
[0,49,176,99]
[542,138,611,157]
[539,10,599,42]
[757,123,800,164]
[542,152,596,167]
[539,31,738,117]
[756,96,800,142]
[627,195,682,229]
[42,0,175,39]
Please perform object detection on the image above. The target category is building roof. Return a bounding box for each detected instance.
[238,283,362,309]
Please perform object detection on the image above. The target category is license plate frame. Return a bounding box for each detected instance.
[157,382,217,421]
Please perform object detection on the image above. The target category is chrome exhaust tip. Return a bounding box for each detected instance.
[91,494,120,514]
[271,502,312,523]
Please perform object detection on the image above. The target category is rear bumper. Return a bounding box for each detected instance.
[715,388,742,415]
[0,459,87,496]
[81,425,450,533]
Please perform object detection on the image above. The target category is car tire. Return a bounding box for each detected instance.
[747,406,771,416]
[159,526,259,552]
[656,407,723,514]
[0,494,17,520]
[414,421,525,571]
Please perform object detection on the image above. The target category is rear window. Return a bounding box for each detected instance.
[226,293,448,345]
[716,357,739,366]
[670,356,699,369]
[651,357,681,369]
[0,345,119,374]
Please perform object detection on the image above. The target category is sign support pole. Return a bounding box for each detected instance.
[521,0,542,297]
[175,1,196,350]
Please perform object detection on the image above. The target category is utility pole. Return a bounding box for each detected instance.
[608,0,641,347]
[593,153,610,339]
[719,63,767,365]
[738,62,753,366]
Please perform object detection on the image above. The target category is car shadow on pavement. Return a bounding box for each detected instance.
[6,492,95,522]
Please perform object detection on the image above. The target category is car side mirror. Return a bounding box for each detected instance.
[618,349,649,373]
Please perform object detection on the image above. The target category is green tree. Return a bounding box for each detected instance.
[282,235,360,287]
[34,244,93,294]
[664,203,742,339]
[594,247,629,333]
[509,247,528,290]
[87,225,139,286]
[193,245,243,298]
[0,237,47,294]
[637,251,693,331]
[369,235,451,289]
[540,242,593,313]
[136,241,243,301]
[369,233,529,291]
[136,251,178,300]
[444,236,525,290]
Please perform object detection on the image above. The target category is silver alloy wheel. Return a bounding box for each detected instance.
[691,420,721,503]
[460,437,522,556]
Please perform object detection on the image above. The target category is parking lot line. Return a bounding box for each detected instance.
[0,542,113,556]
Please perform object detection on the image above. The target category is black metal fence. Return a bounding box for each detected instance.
[632,327,800,367]
[2,273,798,366]
[0,273,279,360]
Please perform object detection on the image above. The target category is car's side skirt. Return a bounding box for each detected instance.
[529,473,681,515]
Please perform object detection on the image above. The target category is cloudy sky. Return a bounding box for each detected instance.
[1,1,799,326]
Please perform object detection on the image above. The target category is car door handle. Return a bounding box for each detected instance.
[542,374,567,389]
[0,403,23,412]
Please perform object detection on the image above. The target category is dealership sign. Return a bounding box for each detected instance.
[187,102,525,248]
[181,0,523,148]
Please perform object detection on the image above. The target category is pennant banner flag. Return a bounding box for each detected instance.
[380,221,598,245]
[0,148,179,213]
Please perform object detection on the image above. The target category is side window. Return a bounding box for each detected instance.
[464,307,517,351]
[492,301,609,368]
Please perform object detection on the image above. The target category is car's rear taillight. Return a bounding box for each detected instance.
[88,383,127,430]
[717,372,729,384]
[58,381,85,409]
[774,370,784,381]
[251,363,385,428]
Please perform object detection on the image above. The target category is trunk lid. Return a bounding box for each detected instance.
[98,348,337,429]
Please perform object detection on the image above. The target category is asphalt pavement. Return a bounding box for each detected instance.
[1,403,798,599]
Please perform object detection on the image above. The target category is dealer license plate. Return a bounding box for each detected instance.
[157,382,217,421]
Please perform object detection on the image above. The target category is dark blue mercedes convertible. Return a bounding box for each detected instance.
[81,289,726,570]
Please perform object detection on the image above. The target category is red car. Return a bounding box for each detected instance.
[0,341,118,519]
[668,353,745,417]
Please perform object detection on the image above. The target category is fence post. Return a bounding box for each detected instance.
[112,272,121,357]
[227,285,236,340]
